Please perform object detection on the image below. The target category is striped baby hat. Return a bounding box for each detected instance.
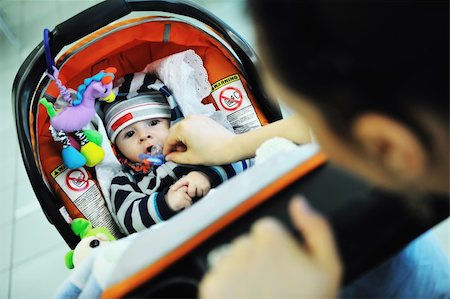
[102,72,182,143]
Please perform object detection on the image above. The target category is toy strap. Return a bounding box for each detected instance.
[43,28,55,75]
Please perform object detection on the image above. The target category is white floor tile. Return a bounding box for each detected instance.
[19,2,58,50]
[0,222,12,272]
[14,146,46,224]
[14,179,38,219]
[0,140,17,189]
[10,245,70,299]
[0,75,18,135]
[15,156,27,180]
[12,210,68,266]
[0,15,22,71]
[0,62,20,91]
[0,270,10,299]
[0,185,14,226]
[0,1,21,30]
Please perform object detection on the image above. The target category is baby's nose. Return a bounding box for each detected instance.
[139,135,152,142]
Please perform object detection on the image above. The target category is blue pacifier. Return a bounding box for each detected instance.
[139,144,165,166]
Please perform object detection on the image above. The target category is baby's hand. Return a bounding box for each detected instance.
[165,186,192,211]
[171,171,211,198]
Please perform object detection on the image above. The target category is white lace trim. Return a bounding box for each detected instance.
[181,49,211,100]
[142,49,233,131]
[143,49,216,116]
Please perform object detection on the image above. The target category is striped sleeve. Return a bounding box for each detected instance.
[110,172,176,235]
[190,159,252,188]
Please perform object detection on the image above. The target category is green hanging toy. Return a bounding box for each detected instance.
[65,218,116,269]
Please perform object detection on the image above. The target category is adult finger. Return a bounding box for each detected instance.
[176,144,187,152]
[289,196,342,273]
[165,151,197,165]
[163,121,184,155]
[250,217,305,254]
[200,235,250,298]
[163,142,187,157]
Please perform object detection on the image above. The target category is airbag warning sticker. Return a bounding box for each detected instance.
[52,164,121,237]
[211,74,261,133]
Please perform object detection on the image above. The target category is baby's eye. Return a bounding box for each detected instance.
[149,120,160,126]
[124,131,135,138]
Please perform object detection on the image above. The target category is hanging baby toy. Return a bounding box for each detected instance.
[40,66,117,169]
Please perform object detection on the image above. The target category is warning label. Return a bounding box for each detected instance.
[52,165,122,238]
[227,106,262,134]
[211,74,240,93]
[51,164,67,178]
[71,185,120,236]
[219,86,243,111]
[66,169,89,191]
[211,74,261,133]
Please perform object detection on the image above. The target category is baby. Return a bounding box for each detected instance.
[103,72,244,235]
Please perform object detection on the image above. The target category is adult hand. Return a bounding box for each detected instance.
[199,196,342,299]
[163,115,237,165]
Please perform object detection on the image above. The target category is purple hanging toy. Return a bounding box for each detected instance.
[40,66,117,169]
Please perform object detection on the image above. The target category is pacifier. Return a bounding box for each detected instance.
[139,144,165,166]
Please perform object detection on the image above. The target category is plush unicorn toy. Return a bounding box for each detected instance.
[40,66,117,169]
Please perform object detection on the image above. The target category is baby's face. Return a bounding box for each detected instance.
[115,118,170,163]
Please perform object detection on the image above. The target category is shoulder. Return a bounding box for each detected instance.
[111,170,137,184]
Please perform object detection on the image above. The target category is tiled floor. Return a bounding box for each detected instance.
[0,1,448,298]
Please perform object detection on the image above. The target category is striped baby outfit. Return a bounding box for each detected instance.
[110,161,249,234]
[103,72,252,235]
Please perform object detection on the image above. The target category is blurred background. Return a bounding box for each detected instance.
[0,0,448,298]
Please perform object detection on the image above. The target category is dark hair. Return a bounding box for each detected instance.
[248,0,448,147]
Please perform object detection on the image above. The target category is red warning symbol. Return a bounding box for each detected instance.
[219,86,243,111]
[66,169,89,191]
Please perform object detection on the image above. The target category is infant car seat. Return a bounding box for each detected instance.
[13,1,449,298]
[13,0,282,248]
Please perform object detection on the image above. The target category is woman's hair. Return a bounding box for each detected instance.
[248,0,448,147]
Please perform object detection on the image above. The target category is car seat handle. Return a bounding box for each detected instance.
[50,0,281,122]
[53,0,257,69]
[54,0,131,46]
